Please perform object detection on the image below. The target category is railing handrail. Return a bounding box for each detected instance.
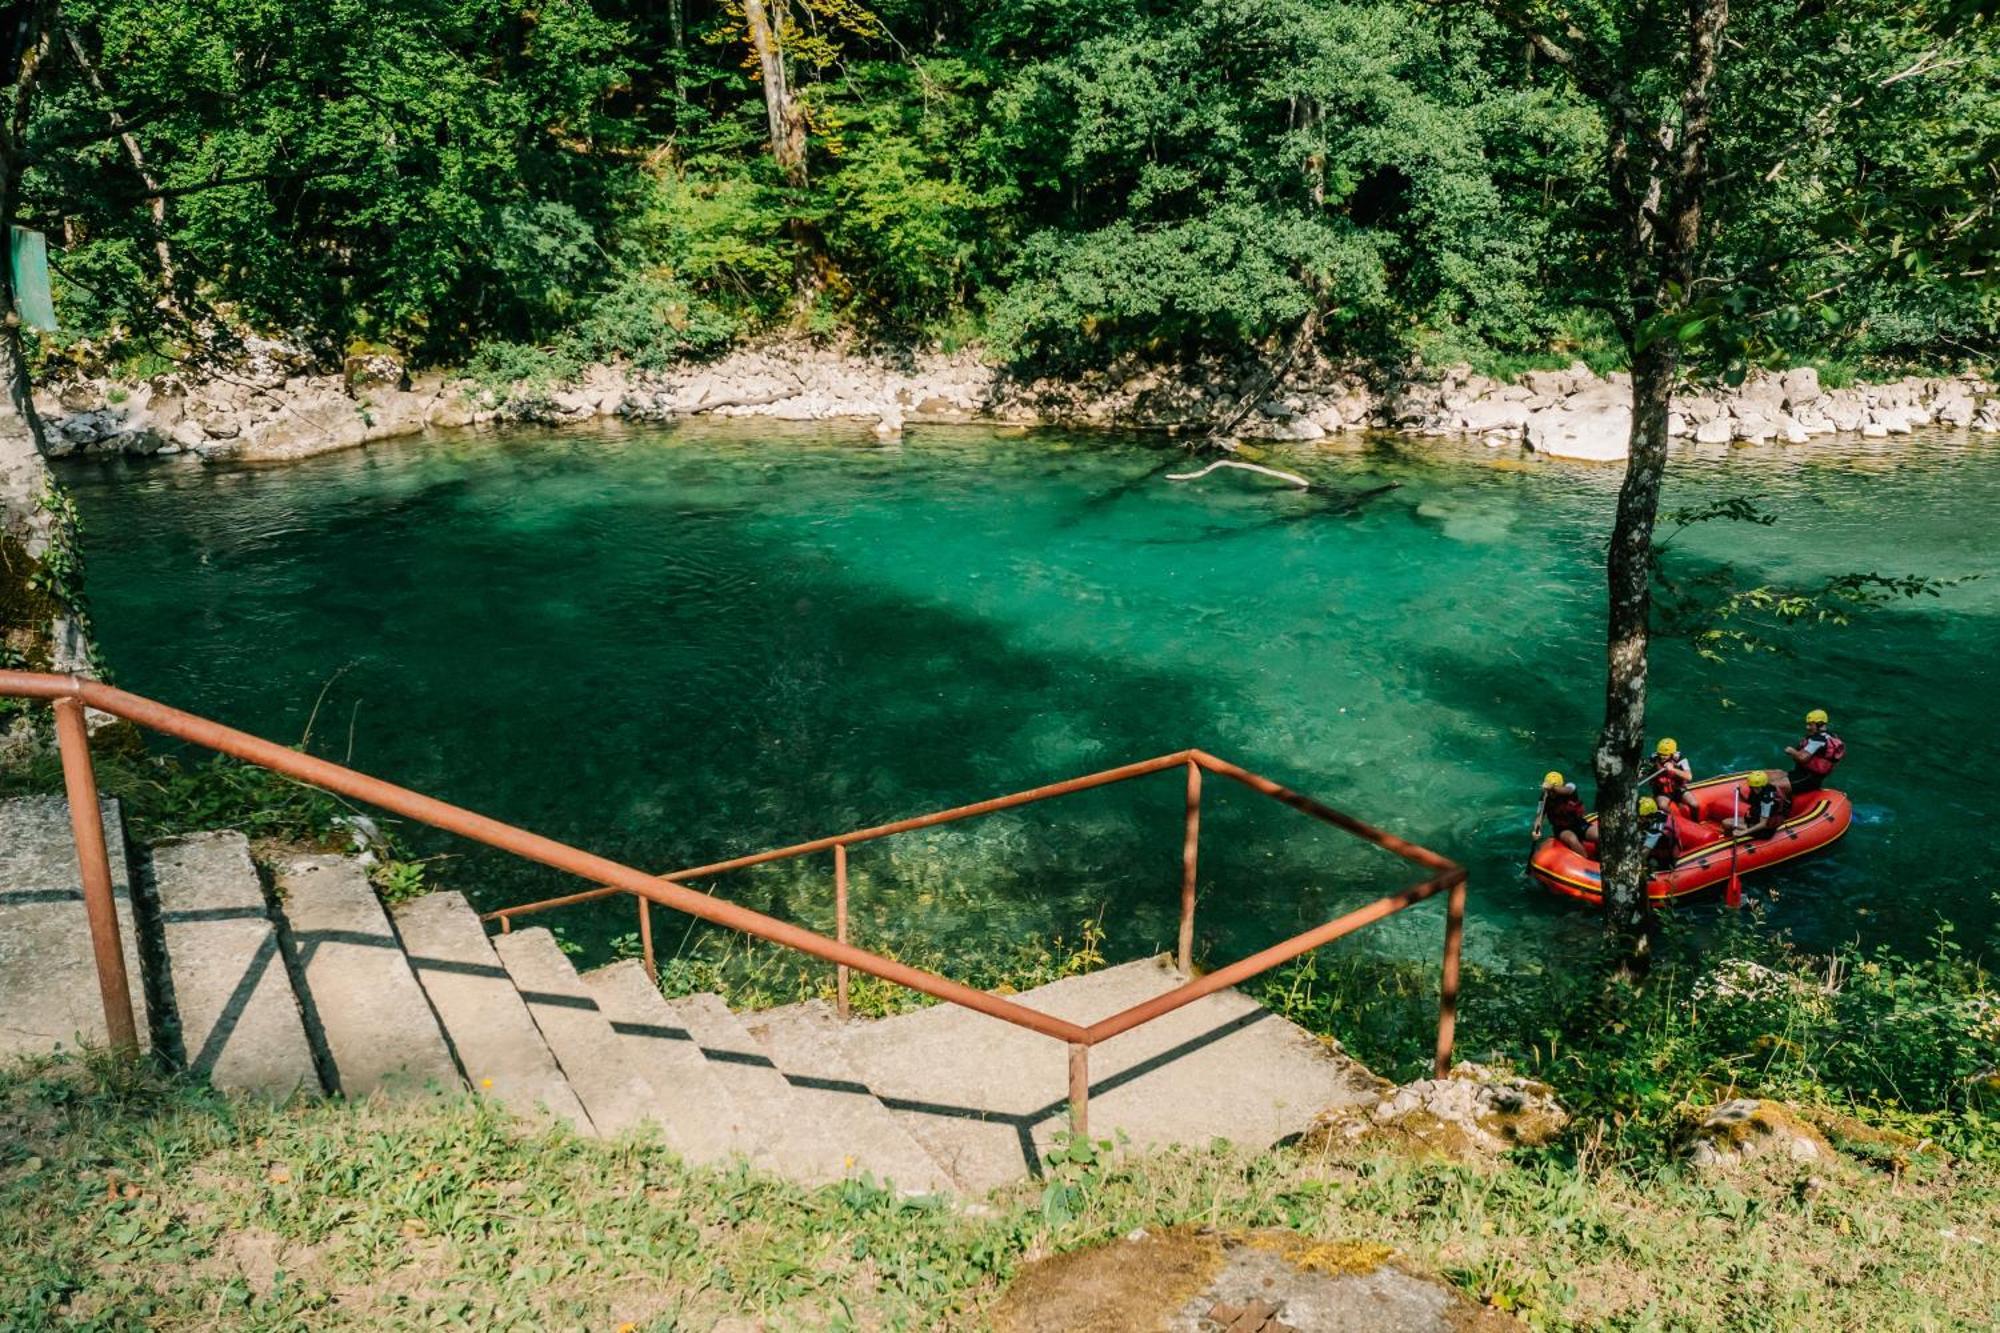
[0,669,1468,1132]
[0,670,1090,1043]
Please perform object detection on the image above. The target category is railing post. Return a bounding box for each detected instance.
[1068,1041,1090,1137]
[834,842,850,1019]
[638,896,655,979]
[1177,759,1201,974]
[1433,872,1467,1077]
[52,697,139,1056]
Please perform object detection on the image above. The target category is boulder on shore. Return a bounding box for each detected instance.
[1524,398,1633,461]
[1303,1061,1569,1160]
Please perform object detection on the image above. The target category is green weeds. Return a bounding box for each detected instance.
[3,1049,1993,1330]
[1253,911,2000,1164]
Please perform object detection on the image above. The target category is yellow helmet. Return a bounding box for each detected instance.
[1747,770,1770,788]
[1805,708,1829,725]
[1637,796,1659,817]
[1543,771,1564,788]
[1656,738,1679,756]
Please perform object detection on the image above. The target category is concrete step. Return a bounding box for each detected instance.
[149,832,319,1099]
[579,959,755,1166]
[0,795,149,1061]
[492,928,658,1136]
[272,854,459,1100]
[743,999,957,1196]
[841,956,1383,1194]
[392,893,591,1132]
[666,991,843,1184]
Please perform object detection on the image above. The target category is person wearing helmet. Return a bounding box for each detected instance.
[1645,737,1697,817]
[1638,795,1680,869]
[1532,771,1590,854]
[1785,708,1845,795]
[1726,769,1788,839]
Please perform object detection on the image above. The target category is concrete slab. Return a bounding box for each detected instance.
[150,832,318,1098]
[840,956,1381,1194]
[579,960,755,1165]
[391,893,590,1132]
[744,999,956,1196]
[273,855,459,1099]
[666,991,843,1184]
[0,796,148,1060]
[492,928,658,1136]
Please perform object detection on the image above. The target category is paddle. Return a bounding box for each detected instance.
[1725,786,1745,908]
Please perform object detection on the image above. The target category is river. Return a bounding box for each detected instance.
[57,421,2000,975]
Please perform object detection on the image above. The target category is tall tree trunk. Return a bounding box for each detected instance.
[1593,337,1674,950]
[63,27,183,319]
[1593,0,1727,949]
[742,0,807,188]
[668,0,686,113]
[742,0,824,306]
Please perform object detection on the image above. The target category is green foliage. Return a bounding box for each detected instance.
[1255,913,2000,1163]
[17,0,1997,376]
[369,857,434,907]
[0,745,351,847]
[25,484,93,648]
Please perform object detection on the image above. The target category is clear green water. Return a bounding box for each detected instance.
[56,422,2000,974]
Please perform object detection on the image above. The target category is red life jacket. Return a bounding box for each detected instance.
[1544,790,1587,831]
[1804,731,1845,775]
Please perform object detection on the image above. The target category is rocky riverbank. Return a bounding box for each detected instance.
[33,338,2000,465]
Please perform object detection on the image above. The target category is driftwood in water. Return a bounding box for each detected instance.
[1166,458,1313,489]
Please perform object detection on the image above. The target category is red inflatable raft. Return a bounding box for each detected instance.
[1530,769,1852,904]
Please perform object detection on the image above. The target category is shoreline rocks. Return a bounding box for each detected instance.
[33,339,2000,467]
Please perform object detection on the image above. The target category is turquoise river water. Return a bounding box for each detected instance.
[57,422,2000,977]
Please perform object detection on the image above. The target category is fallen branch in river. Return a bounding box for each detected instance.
[1166,458,1314,488]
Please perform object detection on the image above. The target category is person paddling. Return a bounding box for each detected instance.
[1645,737,1697,817]
[1785,708,1845,795]
[1726,769,1787,839]
[1532,771,1590,855]
[1637,796,1680,870]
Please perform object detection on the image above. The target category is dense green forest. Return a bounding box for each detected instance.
[25,0,1999,380]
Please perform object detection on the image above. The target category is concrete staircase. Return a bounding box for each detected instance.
[0,795,1381,1195]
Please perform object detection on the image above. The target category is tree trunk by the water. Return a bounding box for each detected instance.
[1592,0,1726,950]
[1593,340,1674,947]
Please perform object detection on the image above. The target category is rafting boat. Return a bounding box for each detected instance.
[1530,769,1852,904]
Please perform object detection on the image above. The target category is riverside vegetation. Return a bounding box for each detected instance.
[1,745,1993,1325]
[18,2,2000,392]
[0,912,1995,1329]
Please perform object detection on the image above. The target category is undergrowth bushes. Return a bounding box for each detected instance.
[1253,909,2000,1162]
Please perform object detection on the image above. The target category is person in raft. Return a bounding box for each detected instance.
[1785,707,1845,795]
[1533,772,1590,854]
[1645,737,1697,817]
[1726,769,1788,839]
[1638,796,1680,869]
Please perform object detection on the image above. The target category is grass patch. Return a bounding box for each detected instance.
[0,744,446,905]
[1252,911,2000,1165]
[649,912,1110,1020]
[2,1050,1996,1330]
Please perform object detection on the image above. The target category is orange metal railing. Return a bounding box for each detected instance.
[0,671,1466,1132]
